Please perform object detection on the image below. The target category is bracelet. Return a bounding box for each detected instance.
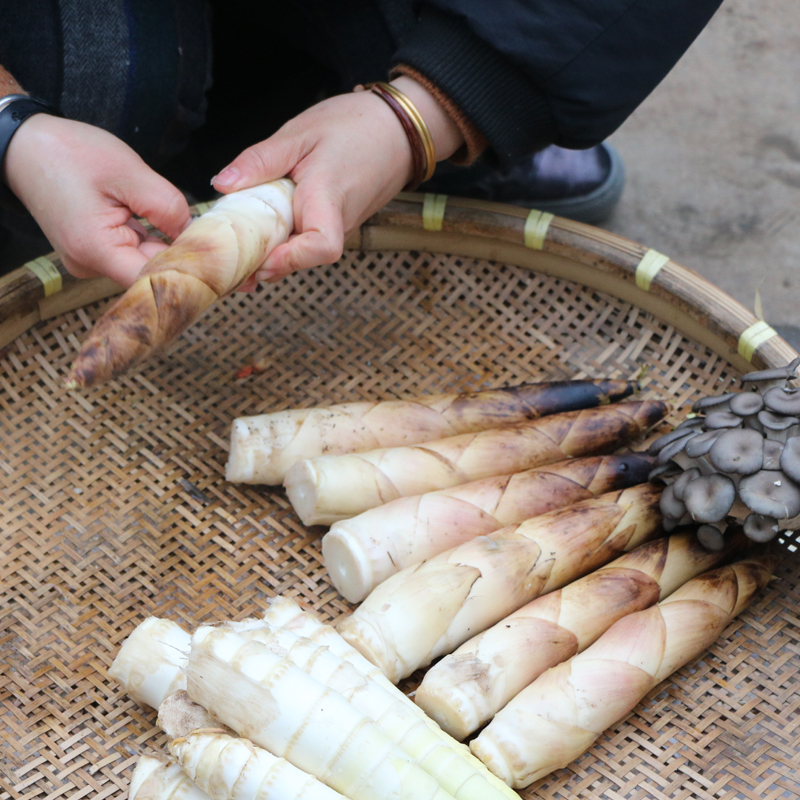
[363,82,436,191]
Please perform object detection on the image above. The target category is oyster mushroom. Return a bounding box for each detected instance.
[660,483,687,520]
[656,432,699,465]
[779,436,800,482]
[692,393,737,414]
[708,428,764,475]
[741,359,800,391]
[683,473,736,523]
[757,410,800,442]
[729,392,764,417]
[763,440,784,470]
[673,467,701,501]
[737,470,800,519]
[743,513,781,543]
[704,411,743,430]
[685,429,723,458]
[647,427,697,456]
[663,512,693,532]
[648,462,682,484]
[763,386,800,417]
[697,522,727,551]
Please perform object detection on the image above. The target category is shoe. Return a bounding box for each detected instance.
[419,143,625,225]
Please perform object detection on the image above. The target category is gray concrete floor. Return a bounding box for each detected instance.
[606,0,800,348]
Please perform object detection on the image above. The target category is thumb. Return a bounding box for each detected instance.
[211,132,304,194]
[257,187,344,280]
[119,169,191,241]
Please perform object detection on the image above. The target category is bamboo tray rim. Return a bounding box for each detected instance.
[1,193,796,374]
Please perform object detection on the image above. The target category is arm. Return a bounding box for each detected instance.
[391,0,724,166]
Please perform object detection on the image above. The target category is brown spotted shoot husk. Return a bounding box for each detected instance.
[1,200,799,800]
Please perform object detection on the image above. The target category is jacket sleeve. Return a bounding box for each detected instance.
[391,0,723,168]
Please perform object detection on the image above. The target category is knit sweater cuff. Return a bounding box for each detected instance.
[390,7,558,168]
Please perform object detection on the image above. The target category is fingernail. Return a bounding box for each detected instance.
[212,166,240,187]
[181,218,193,233]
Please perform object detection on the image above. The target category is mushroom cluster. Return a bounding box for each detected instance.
[649,358,800,549]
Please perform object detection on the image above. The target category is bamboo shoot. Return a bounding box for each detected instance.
[130,755,211,800]
[224,619,516,800]
[415,529,745,739]
[67,180,294,388]
[286,400,668,525]
[470,555,775,788]
[227,380,638,484]
[108,617,190,708]
[323,453,654,602]
[186,626,456,800]
[169,730,347,800]
[337,483,663,683]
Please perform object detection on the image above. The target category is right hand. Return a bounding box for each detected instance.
[3,114,191,287]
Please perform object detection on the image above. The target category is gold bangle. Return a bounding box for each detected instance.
[363,81,437,186]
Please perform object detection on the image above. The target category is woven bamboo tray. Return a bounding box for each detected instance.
[1,195,799,800]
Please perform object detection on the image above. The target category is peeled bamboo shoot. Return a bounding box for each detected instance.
[262,597,399,694]
[471,555,775,788]
[130,755,212,800]
[68,180,294,388]
[286,400,668,525]
[108,617,190,708]
[224,619,516,800]
[186,625,456,800]
[338,483,663,683]
[323,453,654,602]
[416,529,745,739]
[169,730,347,800]
[227,379,638,484]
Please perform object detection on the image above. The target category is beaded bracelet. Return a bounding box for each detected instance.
[362,82,436,191]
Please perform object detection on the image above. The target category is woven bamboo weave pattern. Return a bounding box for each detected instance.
[1,248,799,800]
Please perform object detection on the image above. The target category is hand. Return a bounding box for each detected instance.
[211,77,464,288]
[3,115,191,287]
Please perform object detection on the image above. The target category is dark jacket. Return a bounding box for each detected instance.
[307,1,723,168]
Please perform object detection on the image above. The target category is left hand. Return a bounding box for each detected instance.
[211,77,464,289]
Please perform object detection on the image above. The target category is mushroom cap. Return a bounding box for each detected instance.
[741,365,797,384]
[663,512,693,532]
[692,393,736,413]
[685,429,724,457]
[737,469,800,519]
[647,427,696,456]
[683,474,736,523]
[660,483,688,520]
[743,513,781,543]
[697,524,727,551]
[763,440,784,470]
[708,428,764,475]
[675,418,706,436]
[704,411,743,430]
[673,468,701,501]
[648,462,682,484]
[763,386,800,416]
[779,436,800,483]
[729,392,764,417]
[757,409,799,431]
[656,432,699,465]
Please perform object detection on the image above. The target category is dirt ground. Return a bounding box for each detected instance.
[606,0,800,349]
